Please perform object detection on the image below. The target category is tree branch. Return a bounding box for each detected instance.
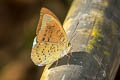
[40,0,120,80]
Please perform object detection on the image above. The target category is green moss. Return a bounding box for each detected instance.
[111,21,117,36]
[86,14,104,52]
[104,51,111,56]
[91,25,104,38]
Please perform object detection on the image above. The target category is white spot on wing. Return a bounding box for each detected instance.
[32,37,36,47]
[38,64,44,66]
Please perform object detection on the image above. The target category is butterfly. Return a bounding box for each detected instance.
[31,8,71,66]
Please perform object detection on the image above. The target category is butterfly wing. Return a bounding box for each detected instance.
[36,8,59,35]
[31,8,71,66]
[36,8,68,46]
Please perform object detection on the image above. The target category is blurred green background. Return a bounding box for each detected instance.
[0,0,119,80]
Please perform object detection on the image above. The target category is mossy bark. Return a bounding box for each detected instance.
[40,0,120,80]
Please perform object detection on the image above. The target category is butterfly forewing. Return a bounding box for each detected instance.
[36,8,59,36]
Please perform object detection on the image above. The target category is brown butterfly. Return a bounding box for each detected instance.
[31,8,71,66]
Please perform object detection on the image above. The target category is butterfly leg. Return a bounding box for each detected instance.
[66,48,72,65]
[66,54,71,65]
[54,60,59,67]
[70,49,72,56]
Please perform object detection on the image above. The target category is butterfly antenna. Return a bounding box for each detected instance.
[69,22,79,42]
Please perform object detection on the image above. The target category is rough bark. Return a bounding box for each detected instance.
[40,0,120,80]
